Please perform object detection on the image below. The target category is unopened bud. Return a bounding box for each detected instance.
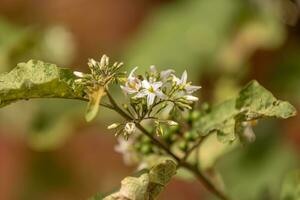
[107,123,120,129]
[73,71,84,78]
[167,120,178,126]
[183,95,199,102]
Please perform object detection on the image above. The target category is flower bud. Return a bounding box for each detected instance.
[107,123,120,129]
[183,95,199,101]
[73,71,84,78]
[166,120,178,126]
[124,122,136,135]
[100,54,109,69]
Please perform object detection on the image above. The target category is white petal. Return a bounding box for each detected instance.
[121,85,137,94]
[160,69,174,80]
[134,89,148,98]
[181,70,188,84]
[129,67,138,78]
[147,93,156,106]
[73,71,84,77]
[152,81,163,90]
[155,90,166,99]
[185,85,201,93]
[142,80,150,89]
[172,74,180,85]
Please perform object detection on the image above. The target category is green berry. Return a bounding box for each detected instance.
[191,111,201,121]
[179,141,188,151]
[134,143,142,151]
[183,131,195,141]
[141,136,152,144]
[140,144,152,155]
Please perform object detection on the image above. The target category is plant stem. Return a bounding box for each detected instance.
[180,162,229,200]
[105,90,230,200]
[105,90,180,162]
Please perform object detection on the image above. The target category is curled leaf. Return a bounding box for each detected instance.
[85,86,106,122]
[195,80,296,143]
[102,159,177,200]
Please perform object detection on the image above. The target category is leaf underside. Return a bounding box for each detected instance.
[101,159,177,200]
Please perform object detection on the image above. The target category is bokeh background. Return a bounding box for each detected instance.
[0,0,299,199]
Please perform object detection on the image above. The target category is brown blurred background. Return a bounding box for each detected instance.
[0,0,299,199]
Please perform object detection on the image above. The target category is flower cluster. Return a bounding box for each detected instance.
[121,66,201,109]
[73,54,124,88]
[73,55,125,122]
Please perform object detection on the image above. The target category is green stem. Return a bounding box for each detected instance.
[105,90,180,162]
[104,90,230,200]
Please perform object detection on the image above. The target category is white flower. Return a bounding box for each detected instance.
[124,122,136,135]
[160,69,174,81]
[120,67,142,94]
[134,80,166,106]
[172,70,201,94]
[149,65,174,81]
[114,137,136,165]
[73,71,84,77]
[183,95,199,101]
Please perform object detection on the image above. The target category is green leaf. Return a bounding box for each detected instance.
[88,192,104,200]
[280,170,300,200]
[85,86,105,122]
[0,60,84,108]
[101,159,177,200]
[236,80,297,120]
[195,80,296,143]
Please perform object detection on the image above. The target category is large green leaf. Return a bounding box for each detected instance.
[0,60,84,108]
[101,159,176,200]
[195,80,297,142]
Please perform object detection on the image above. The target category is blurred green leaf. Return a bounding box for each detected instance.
[0,60,84,108]
[88,192,105,200]
[101,159,176,200]
[215,124,298,200]
[124,0,241,76]
[195,80,296,142]
[280,170,300,200]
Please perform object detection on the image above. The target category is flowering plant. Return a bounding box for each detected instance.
[0,55,296,200]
